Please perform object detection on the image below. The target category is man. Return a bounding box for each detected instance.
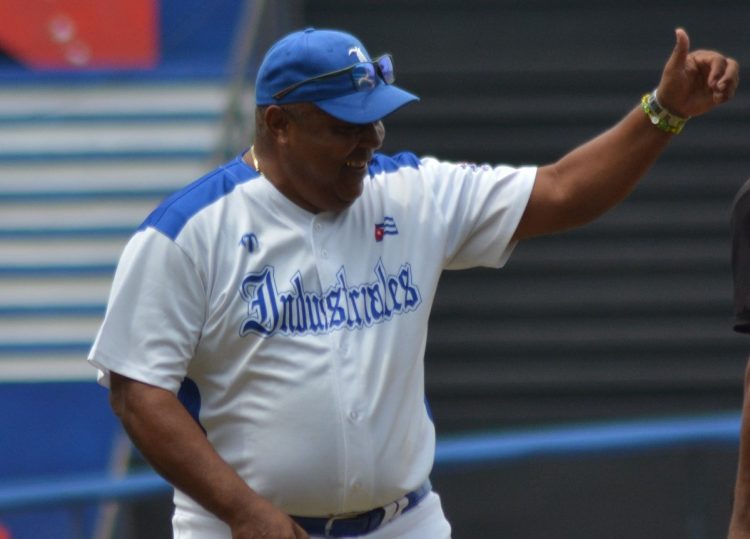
[88,27,738,539]
[728,179,750,539]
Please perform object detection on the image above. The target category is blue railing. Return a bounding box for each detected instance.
[435,411,741,467]
[0,411,741,514]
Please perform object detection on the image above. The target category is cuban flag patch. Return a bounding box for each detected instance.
[374,216,398,242]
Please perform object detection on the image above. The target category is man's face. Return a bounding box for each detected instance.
[276,104,385,213]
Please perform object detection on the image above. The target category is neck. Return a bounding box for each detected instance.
[249,145,261,173]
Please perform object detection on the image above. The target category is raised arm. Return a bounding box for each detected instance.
[513,28,739,241]
[109,373,308,539]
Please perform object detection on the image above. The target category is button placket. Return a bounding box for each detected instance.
[312,217,330,260]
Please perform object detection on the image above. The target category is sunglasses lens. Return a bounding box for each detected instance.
[351,64,378,90]
[377,55,395,84]
[277,54,396,99]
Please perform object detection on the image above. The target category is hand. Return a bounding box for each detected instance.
[656,28,739,118]
[229,496,309,539]
[231,519,309,539]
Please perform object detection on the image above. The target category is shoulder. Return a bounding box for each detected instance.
[367,151,422,177]
[139,155,259,240]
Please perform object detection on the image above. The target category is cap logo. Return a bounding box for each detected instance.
[348,46,367,62]
[347,46,377,90]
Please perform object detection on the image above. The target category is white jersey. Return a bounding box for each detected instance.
[88,151,535,521]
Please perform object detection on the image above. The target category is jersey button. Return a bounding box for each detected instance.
[321,248,329,258]
[349,410,359,421]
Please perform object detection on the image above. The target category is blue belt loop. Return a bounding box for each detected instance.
[292,480,432,537]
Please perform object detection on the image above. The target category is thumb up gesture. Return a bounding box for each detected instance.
[655,28,739,118]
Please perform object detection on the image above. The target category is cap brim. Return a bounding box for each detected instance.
[313,84,419,124]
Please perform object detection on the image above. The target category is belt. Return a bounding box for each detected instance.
[291,480,432,537]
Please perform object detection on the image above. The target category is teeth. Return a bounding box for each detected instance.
[346,161,366,168]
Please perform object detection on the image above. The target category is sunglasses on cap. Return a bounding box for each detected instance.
[272,54,396,101]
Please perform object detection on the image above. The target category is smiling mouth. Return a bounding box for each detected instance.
[345,160,367,169]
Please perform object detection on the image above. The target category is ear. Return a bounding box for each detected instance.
[263,105,292,143]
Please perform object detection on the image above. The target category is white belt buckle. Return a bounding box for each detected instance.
[323,513,356,537]
[380,495,409,527]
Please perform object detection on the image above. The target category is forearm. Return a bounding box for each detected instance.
[730,440,750,539]
[551,105,672,216]
[519,105,672,239]
[109,373,264,528]
[731,446,750,538]
[729,361,750,538]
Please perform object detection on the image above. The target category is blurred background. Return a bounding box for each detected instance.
[0,1,748,538]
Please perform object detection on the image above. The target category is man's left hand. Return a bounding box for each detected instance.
[656,28,739,118]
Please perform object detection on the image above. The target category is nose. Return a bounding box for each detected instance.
[359,121,385,151]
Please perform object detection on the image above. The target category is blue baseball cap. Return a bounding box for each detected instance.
[255,28,419,124]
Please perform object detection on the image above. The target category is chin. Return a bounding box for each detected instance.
[327,192,361,212]
[331,198,357,212]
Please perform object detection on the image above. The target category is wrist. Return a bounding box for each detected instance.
[640,89,689,134]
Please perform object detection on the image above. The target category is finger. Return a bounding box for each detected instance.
[292,521,310,539]
[718,57,741,93]
[667,27,690,70]
[707,55,728,88]
[712,59,741,103]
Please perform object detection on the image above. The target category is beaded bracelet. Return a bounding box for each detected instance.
[640,89,689,134]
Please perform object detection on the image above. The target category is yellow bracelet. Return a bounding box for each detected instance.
[641,90,689,134]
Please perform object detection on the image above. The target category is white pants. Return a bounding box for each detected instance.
[172,492,452,539]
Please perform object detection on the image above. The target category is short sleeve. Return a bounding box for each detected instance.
[419,157,536,270]
[88,227,206,393]
[732,178,750,333]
